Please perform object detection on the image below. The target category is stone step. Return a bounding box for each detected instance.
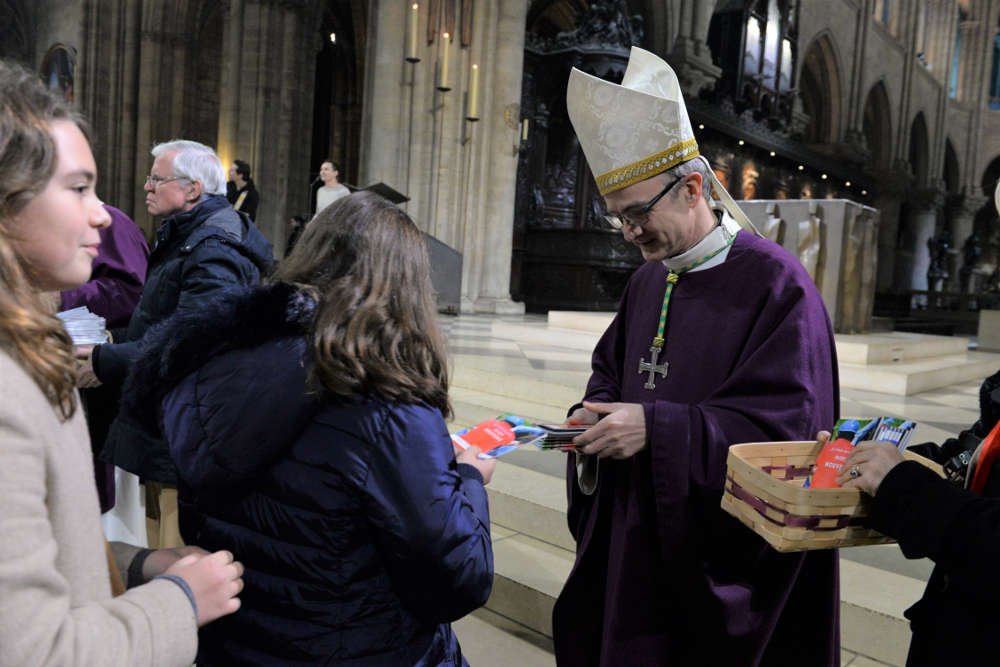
[449,386,569,429]
[451,364,586,411]
[487,463,573,552]
[491,321,602,352]
[839,350,1000,396]
[487,524,574,639]
[546,311,615,334]
[453,608,554,667]
[839,558,924,666]
[835,332,969,365]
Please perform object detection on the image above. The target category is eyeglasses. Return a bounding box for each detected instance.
[145,174,185,188]
[603,175,683,230]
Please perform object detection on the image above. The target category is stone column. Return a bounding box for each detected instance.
[214,0,316,256]
[465,0,525,314]
[872,167,910,292]
[668,0,721,97]
[946,193,987,291]
[896,187,945,292]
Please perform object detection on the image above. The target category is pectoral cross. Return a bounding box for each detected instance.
[638,345,668,390]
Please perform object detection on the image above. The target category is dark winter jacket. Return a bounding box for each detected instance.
[868,459,1000,667]
[227,179,260,221]
[98,194,273,482]
[124,283,493,665]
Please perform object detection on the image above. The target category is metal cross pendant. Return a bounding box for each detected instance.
[638,345,668,390]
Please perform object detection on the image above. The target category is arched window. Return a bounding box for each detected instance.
[708,0,798,124]
[990,31,1000,109]
[949,11,964,99]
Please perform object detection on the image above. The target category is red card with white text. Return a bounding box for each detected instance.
[450,419,516,453]
[810,438,855,488]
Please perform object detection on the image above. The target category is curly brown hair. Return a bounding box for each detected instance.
[273,192,451,417]
[0,59,88,420]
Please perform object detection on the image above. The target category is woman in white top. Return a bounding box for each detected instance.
[315,159,350,214]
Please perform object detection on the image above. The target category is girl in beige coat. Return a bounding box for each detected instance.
[0,60,243,666]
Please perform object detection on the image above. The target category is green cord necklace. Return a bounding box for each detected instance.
[638,233,736,389]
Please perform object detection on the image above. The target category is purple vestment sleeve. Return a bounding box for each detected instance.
[60,206,149,329]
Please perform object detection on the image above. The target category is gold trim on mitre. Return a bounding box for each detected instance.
[567,46,698,196]
[595,138,700,195]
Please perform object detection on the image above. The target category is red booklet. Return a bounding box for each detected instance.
[450,419,516,454]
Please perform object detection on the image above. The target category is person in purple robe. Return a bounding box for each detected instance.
[555,47,841,666]
[61,204,149,511]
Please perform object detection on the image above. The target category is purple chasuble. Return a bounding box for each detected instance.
[553,231,841,667]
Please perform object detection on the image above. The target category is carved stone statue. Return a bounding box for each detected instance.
[960,232,982,294]
[926,232,951,292]
[526,0,644,52]
[797,202,822,287]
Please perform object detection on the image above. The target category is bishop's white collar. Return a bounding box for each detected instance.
[662,211,740,273]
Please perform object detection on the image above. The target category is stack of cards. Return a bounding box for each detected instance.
[450,416,592,458]
[56,307,109,345]
[534,425,588,451]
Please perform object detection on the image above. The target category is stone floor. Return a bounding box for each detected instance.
[439,313,997,667]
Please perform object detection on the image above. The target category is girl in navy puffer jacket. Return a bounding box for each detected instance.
[122,192,495,665]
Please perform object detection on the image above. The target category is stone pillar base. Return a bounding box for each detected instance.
[466,296,525,315]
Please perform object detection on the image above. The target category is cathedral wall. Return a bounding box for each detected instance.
[945,104,975,186]
[977,110,1000,185]
[31,0,84,67]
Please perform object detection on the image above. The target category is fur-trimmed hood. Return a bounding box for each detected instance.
[119,282,320,485]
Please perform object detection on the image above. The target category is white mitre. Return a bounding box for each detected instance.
[995,179,1000,216]
[567,46,761,235]
[567,47,697,196]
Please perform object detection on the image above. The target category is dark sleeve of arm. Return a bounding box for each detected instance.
[92,340,143,386]
[869,460,1000,599]
[244,190,259,221]
[363,405,493,623]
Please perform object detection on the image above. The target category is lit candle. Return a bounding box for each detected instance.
[438,32,451,91]
[406,3,419,63]
[521,117,529,141]
[467,64,480,120]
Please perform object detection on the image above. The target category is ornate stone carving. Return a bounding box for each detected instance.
[525,0,643,52]
[797,202,823,286]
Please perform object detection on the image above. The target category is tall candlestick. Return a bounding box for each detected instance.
[521,117,529,141]
[438,32,451,91]
[406,3,420,63]
[466,64,480,120]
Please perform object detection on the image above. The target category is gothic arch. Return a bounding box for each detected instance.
[798,31,844,144]
[908,112,929,188]
[862,80,893,170]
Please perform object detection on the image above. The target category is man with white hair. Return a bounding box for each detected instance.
[553,48,840,665]
[79,139,273,547]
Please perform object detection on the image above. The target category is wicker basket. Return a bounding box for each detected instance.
[721,440,943,552]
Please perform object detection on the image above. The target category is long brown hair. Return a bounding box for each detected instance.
[0,60,87,420]
[273,192,451,417]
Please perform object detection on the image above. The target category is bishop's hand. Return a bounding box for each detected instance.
[573,401,647,459]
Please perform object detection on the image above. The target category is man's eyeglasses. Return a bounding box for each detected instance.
[603,175,683,230]
[145,174,185,188]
